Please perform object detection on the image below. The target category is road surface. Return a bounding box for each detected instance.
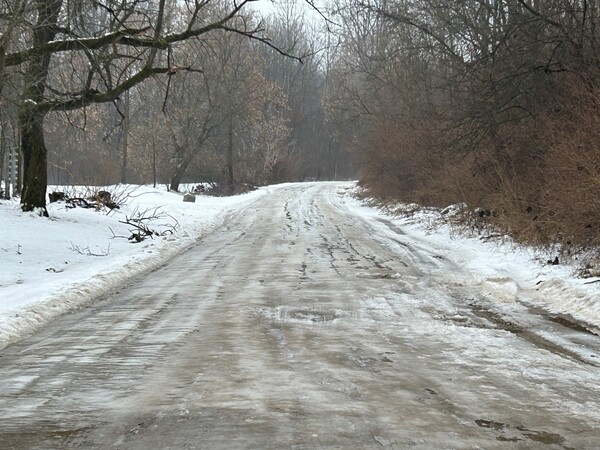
[1,183,600,449]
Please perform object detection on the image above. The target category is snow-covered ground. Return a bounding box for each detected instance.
[0,184,267,349]
[1,181,599,350]
[344,195,600,331]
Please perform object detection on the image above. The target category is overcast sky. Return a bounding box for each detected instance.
[252,0,277,15]
[251,0,326,21]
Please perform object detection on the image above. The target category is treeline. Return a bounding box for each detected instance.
[0,1,353,212]
[328,0,600,257]
[42,3,351,191]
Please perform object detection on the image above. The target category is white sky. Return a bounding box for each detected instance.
[250,0,325,21]
[252,0,277,15]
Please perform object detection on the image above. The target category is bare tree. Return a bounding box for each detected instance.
[3,0,301,214]
[112,22,292,192]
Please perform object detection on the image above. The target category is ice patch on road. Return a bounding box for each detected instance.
[258,305,344,325]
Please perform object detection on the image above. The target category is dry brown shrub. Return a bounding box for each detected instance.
[470,135,546,241]
[353,109,456,206]
[353,117,418,201]
[538,75,600,258]
[416,146,478,207]
[355,70,600,269]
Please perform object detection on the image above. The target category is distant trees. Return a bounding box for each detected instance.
[261,1,351,180]
[0,0,332,214]
[121,25,293,193]
[0,1,353,213]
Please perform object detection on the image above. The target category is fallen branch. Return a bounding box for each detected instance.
[480,234,506,242]
[69,242,111,256]
[112,207,178,243]
[66,197,96,209]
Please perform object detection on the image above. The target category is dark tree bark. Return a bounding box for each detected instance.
[169,153,186,192]
[19,108,48,215]
[169,145,200,192]
[120,90,130,184]
[19,0,62,214]
[226,112,235,195]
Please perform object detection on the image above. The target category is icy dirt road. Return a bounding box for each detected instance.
[1,182,600,449]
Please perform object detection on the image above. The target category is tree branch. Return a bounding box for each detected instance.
[36,66,175,112]
[5,27,156,67]
[221,26,303,63]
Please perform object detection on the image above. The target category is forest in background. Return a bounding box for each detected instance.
[0,0,353,209]
[1,0,599,265]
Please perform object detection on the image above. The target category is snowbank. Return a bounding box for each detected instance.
[344,194,600,330]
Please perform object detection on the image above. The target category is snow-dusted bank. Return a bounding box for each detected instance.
[0,184,267,349]
[1,181,599,350]
[344,194,600,331]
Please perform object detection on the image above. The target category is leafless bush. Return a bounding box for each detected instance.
[68,242,111,257]
[538,76,600,260]
[353,116,423,202]
[203,181,257,197]
[111,207,179,243]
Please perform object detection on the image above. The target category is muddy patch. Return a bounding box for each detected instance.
[0,424,94,449]
[370,272,396,280]
[550,315,599,336]
[469,304,597,366]
[475,419,508,431]
[346,347,397,370]
[376,217,406,236]
[299,263,309,281]
[475,419,571,448]
[517,426,568,446]
[443,314,494,330]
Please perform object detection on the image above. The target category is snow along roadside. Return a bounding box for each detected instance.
[0,185,269,350]
[342,191,600,330]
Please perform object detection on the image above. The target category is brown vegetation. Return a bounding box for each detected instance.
[330,0,600,266]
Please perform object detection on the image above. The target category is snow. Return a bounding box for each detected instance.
[1,181,599,351]
[0,184,267,349]
[343,192,600,331]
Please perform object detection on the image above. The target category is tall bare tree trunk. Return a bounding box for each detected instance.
[19,0,62,214]
[152,136,157,188]
[169,162,185,192]
[1,127,7,199]
[15,143,22,197]
[169,145,199,192]
[226,112,234,194]
[120,90,130,184]
[20,108,48,214]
